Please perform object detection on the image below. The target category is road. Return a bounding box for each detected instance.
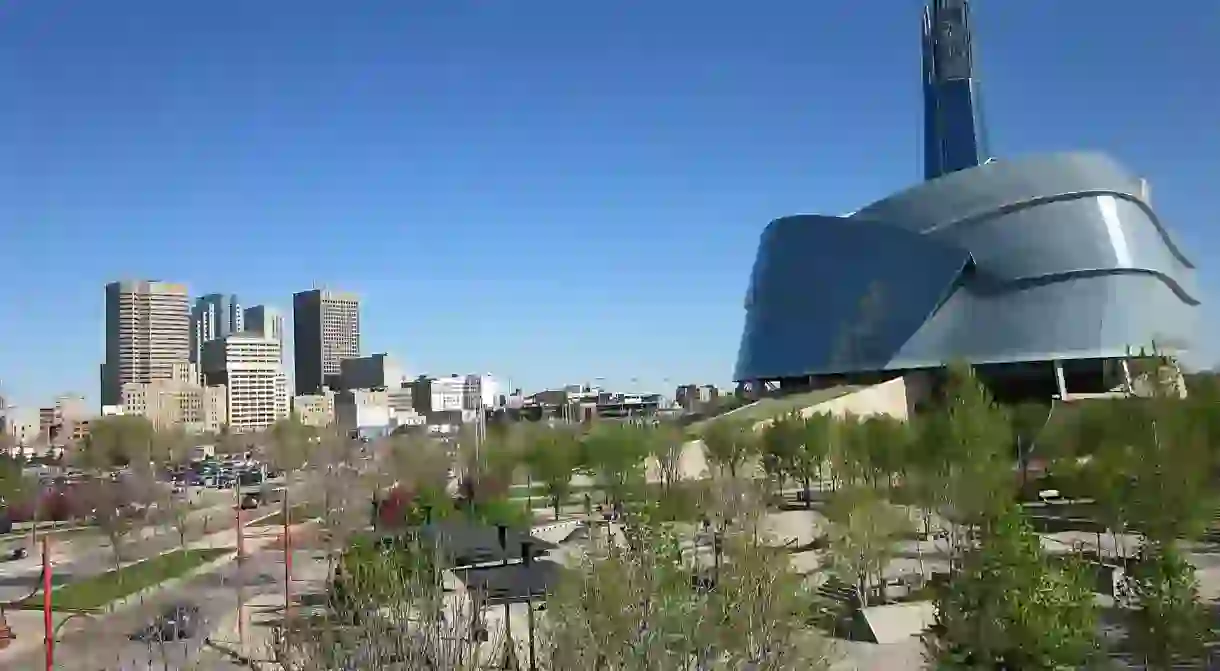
[6,547,312,671]
[0,502,280,605]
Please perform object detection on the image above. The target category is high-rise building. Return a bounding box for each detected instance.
[921,0,989,181]
[101,280,192,407]
[201,333,288,433]
[292,289,360,396]
[243,305,285,350]
[191,293,243,365]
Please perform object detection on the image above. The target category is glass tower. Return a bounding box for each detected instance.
[921,0,990,181]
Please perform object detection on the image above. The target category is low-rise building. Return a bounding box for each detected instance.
[339,353,404,392]
[675,384,720,411]
[120,379,227,434]
[515,387,663,422]
[336,389,391,439]
[1,406,40,447]
[292,390,336,428]
[39,394,94,446]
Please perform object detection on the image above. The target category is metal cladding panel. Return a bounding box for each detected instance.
[735,215,970,381]
[734,152,1200,382]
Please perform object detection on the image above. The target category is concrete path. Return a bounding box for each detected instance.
[0,504,279,605]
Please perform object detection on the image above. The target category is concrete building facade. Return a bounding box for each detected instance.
[101,280,193,407]
[121,380,226,434]
[675,384,720,410]
[339,353,403,391]
[293,289,360,395]
[292,390,336,428]
[201,333,288,433]
[2,407,40,447]
[335,389,391,438]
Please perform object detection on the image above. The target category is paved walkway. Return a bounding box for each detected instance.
[0,516,304,670]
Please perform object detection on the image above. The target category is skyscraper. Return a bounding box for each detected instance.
[191,293,242,365]
[293,289,360,396]
[921,0,990,181]
[101,280,192,407]
[243,305,286,361]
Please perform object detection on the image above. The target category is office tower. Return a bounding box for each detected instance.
[922,0,990,181]
[191,293,242,365]
[201,333,288,432]
[101,280,192,407]
[293,289,360,396]
[243,305,285,344]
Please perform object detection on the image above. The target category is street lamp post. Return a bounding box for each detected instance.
[42,536,52,671]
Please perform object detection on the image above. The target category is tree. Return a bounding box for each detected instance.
[700,417,757,481]
[377,432,451,496]
[648,421,687,491]
[858,414,911,491]
[582,422,649,507]
[923,505,1100,669]
[268,417,315,472]
[165,492,195,549]
[795,412,833,506]
[0,455,32,512]
[911,362,1013,558]
[274,534,507,669]
[0,456,35,539]
[1116,355,1214,667]
[151,425,194,467]
[81,476,137,571]
[1120,541,1210,669]
[546,512,835,670]
[524,425,583,521]
[1009,401,1051,489]
[761,412,799,498]
[75,415,155,470]
[823,484,910,606]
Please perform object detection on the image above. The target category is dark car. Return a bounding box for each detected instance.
[130,604,201,642]
[1,547,28,562]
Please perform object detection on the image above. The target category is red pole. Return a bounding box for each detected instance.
[42,535,52,671]
[236,487,246,650]
[236,485,245,558]
[282,490,292,625]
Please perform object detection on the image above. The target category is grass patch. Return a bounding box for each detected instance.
[687,386,862,434]
[0,524,98,543]
[20,548,230,612]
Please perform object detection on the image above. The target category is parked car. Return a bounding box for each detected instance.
[2,547,28,562]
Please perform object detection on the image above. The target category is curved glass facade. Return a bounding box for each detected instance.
[733,152,1200,382]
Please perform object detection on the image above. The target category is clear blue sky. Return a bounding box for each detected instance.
[1,0,1216,407]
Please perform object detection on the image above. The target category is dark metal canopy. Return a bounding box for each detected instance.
[415,520,556,568]
[455,559,563,605]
